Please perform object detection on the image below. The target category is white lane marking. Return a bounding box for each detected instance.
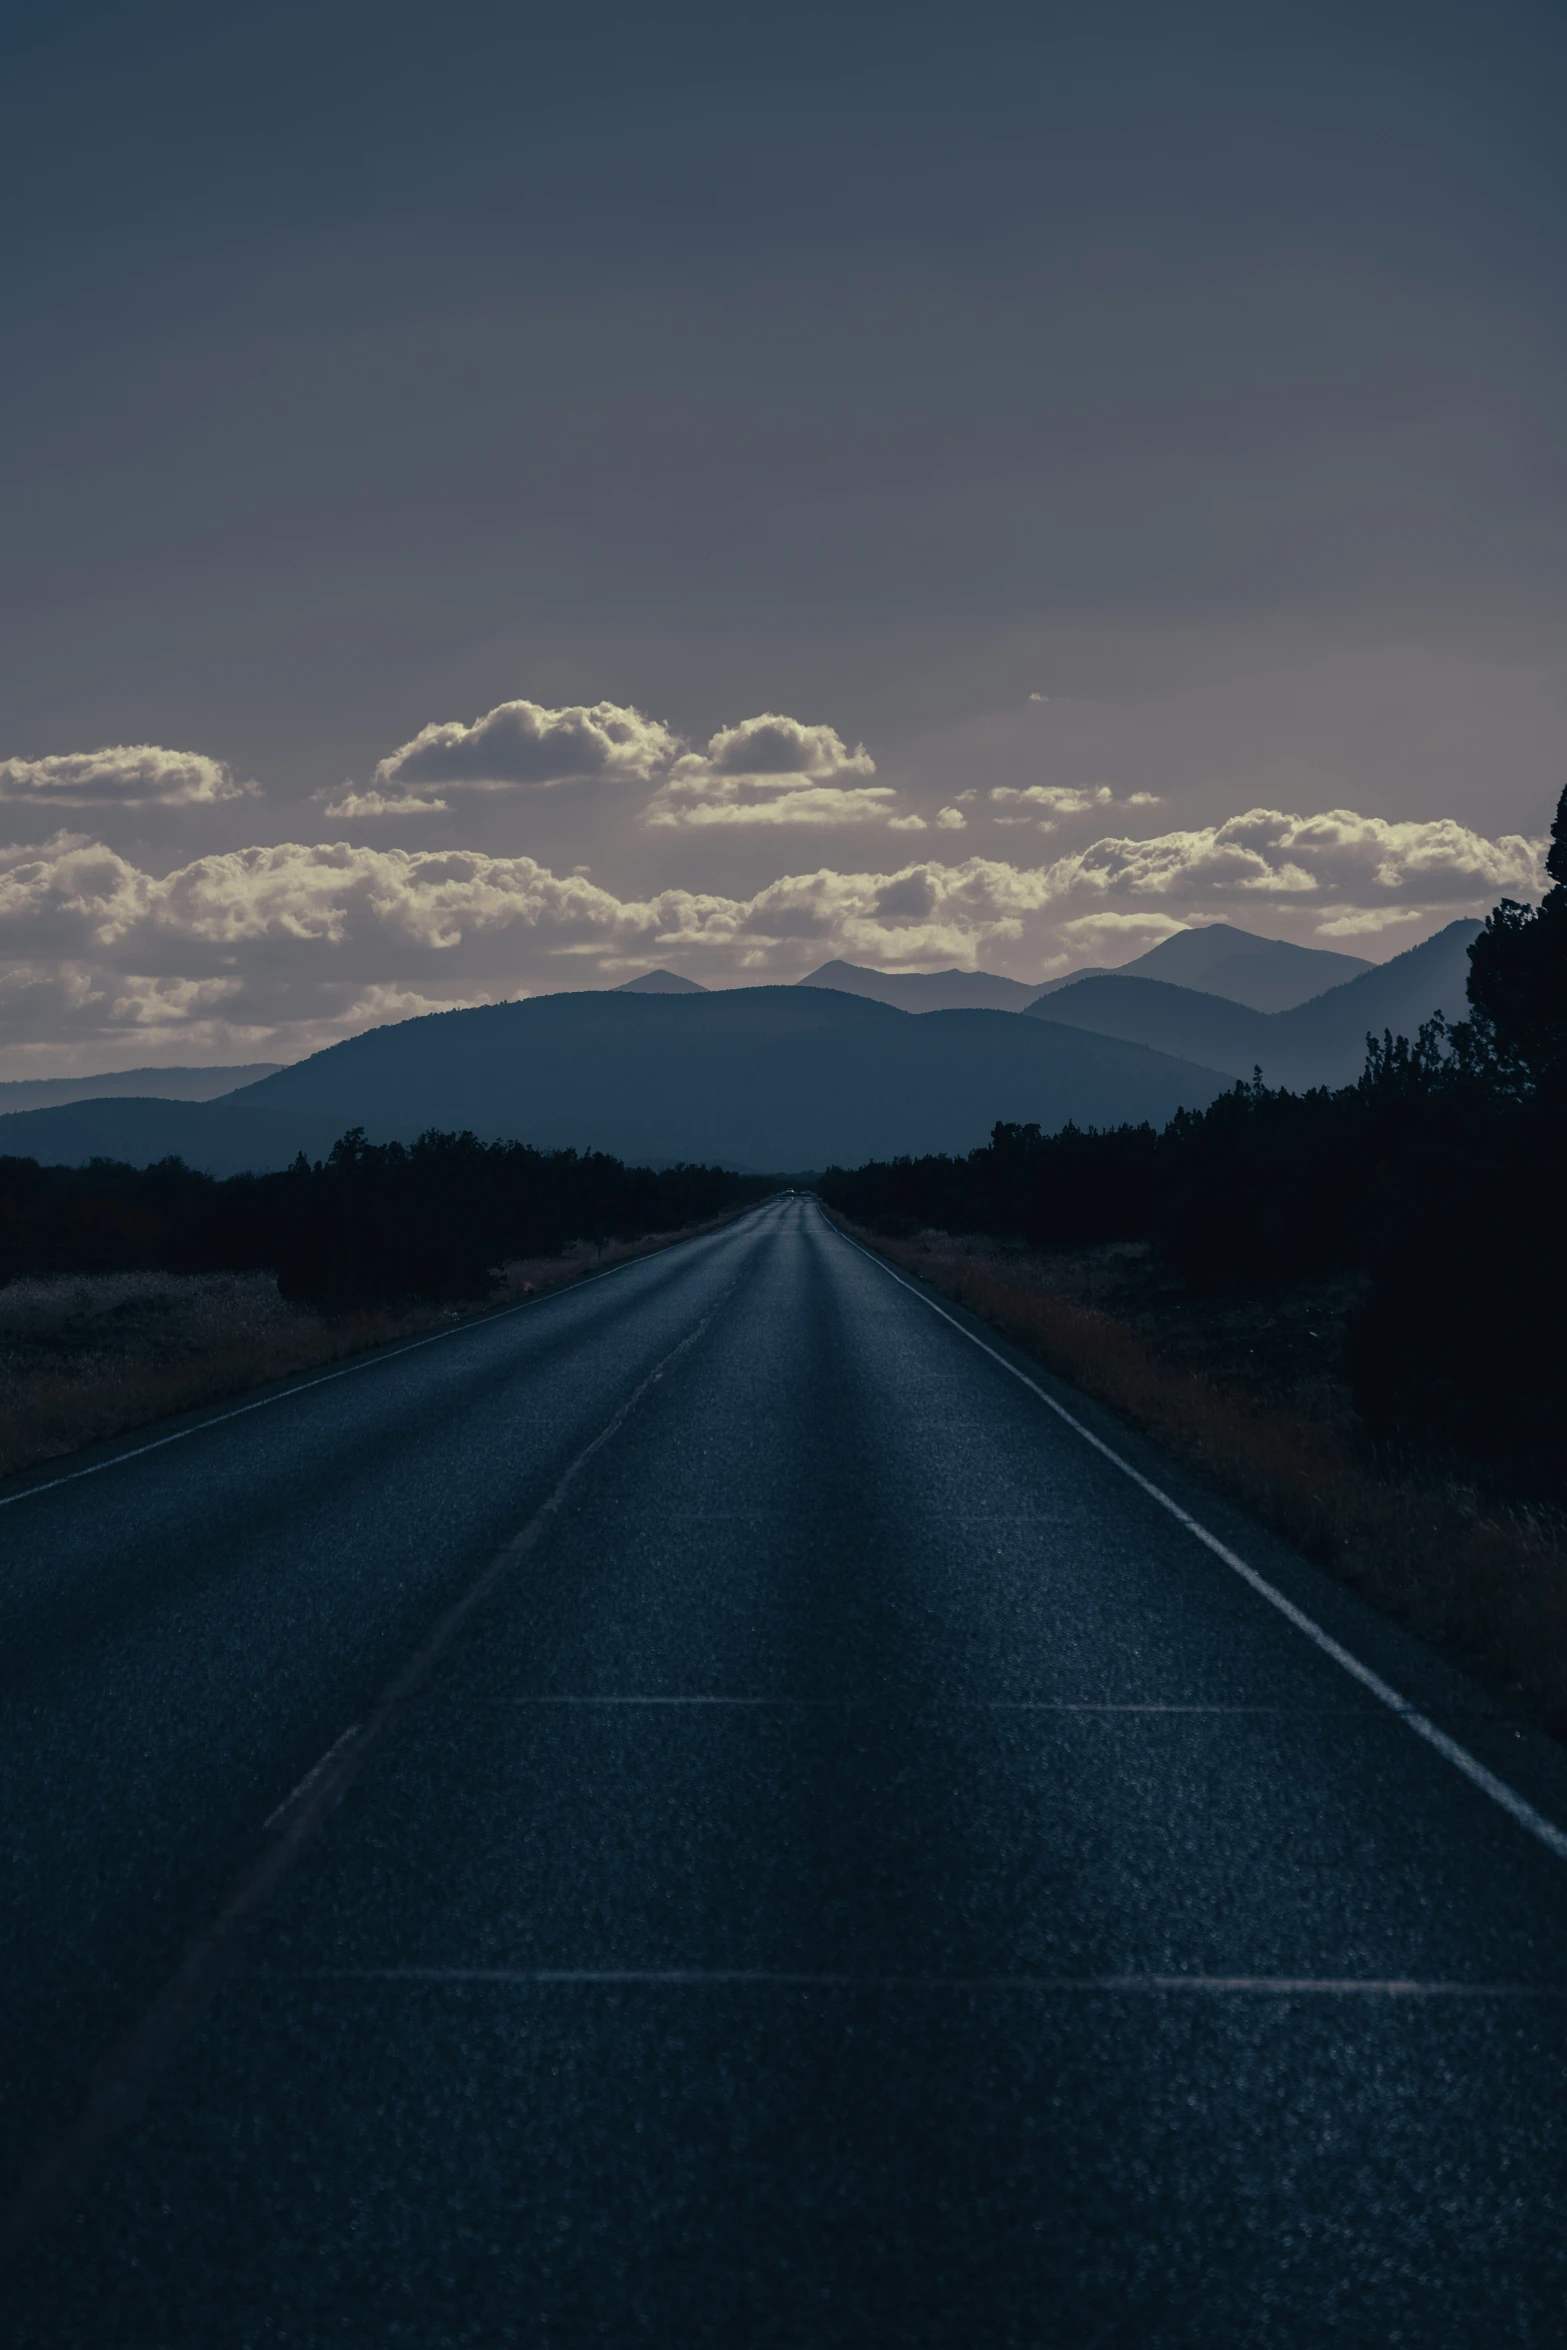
[293,1966,1567,1999]
[262,1723,363,1831]
[826,1215,1567,1868]
[0,1209,766,1513]
[0,1279,739,2256]
[502,1695,1400,1714]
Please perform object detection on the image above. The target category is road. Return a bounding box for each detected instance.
[2,1193,1565,2344]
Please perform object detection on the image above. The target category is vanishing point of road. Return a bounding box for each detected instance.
[2,1195,1565,2344]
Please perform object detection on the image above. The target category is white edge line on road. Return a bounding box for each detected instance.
[827,1214,1567,1868]
[288,1966,1567,1998]
[0,1209,760,1514]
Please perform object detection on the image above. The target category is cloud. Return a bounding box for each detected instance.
[648,781,903,830]
[644,714,896,830]
[319,786,451,819]
[703,714,875,780]
[0,745,255,808]
[336,698,909,831]
[0,837,1067,1062]
[1064,808,1545,907]
[363,697,683,805]
[989,784,1162,826]
[995,788,1091,831]
[992,785,1114,814]
[0,803,1546,1071]
[1057,910,1189,947]
[1312,905,1429,937]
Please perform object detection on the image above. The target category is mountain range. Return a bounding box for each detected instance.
[1026,919,1480,1088]
[0,991,1229,1174]
[1027,923,1373,1012]
[805,925,1372,1017]
[0,918,1485,1175]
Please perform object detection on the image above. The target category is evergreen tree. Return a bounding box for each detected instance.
[1463,783,1567,1094]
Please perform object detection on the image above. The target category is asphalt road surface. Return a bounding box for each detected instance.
[2,1194,1565,2345]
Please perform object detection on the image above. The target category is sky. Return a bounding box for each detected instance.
[1,0,1562,1073]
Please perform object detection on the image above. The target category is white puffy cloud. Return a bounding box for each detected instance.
[701,714,875,780]
[990,784,1162,830]
[1054,912,1188,957]
[644,713,892,830]
[318,786,451,819]
[1064,807,1545,907]
[329,698,913,831]
[1312,906,1428,937]
[0,803,1547,1072]
[0,745,255,808]
[349,697,684,811]
[0,837,1052,1063]
[647,780,903,830]
[992,784,1114,815]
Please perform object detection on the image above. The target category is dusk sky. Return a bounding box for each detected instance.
[2,0,1563,1071]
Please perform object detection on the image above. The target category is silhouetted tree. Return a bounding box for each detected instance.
[0,1133,769,1306]
[818,859,1567,1498]
[1461,782,1567,1095]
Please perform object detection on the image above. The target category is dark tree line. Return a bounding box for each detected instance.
[0,1129,772,1308]
[820,787,1567,1497]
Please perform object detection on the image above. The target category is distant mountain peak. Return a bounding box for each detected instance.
[615,969,708,994]
[798,959,1041,1012]
[1032,923,1376,1015]
[1147,920,1273,954]
[1025,915,1482,1087]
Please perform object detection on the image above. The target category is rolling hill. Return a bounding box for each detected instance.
[1025,919,1481,1088]
[0,1063,282,1112]
[0,1097,348,1177]
[0,989,1229,1174]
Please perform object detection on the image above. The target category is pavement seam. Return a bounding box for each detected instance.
[828,1213,1567,1869]
[0,1277,738,2263]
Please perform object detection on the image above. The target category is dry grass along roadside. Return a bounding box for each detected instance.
[830,1216,1567,1731]
[0,1221,737,1487]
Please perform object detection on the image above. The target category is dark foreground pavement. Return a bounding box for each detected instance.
[2,1195,1565,2344]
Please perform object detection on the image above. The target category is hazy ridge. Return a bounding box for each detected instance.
[0,1064,283,1112]
[0,989,1229,1174]
[1026,920,1480,1086]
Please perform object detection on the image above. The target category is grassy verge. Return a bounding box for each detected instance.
[829,1214,1567,1730]
[0,1215,742,1486]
